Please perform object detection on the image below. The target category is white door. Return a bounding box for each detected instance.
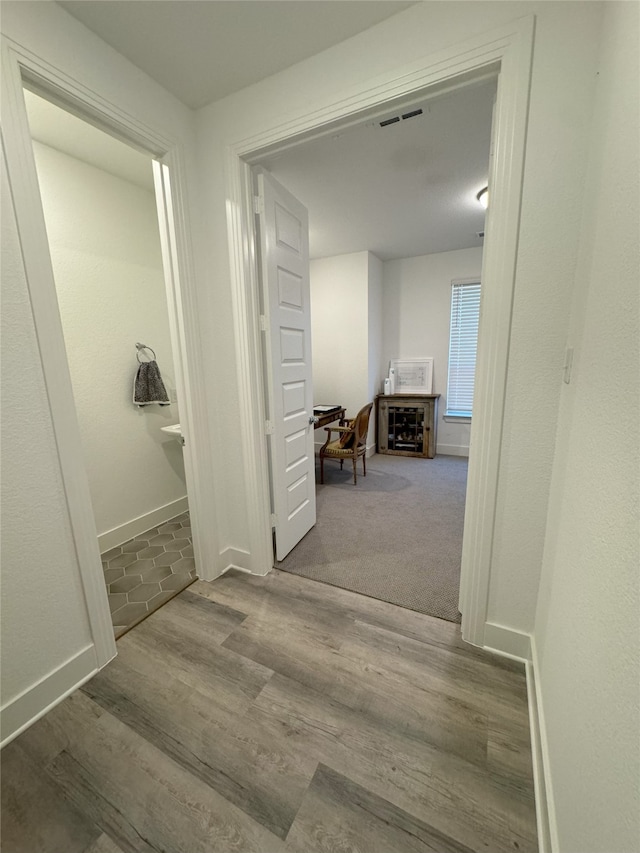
[256,170,316,560]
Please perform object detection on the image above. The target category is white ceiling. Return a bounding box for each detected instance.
[23,89,155,191]
[57,0,416,110]
[259,79,495,260]
[27,4,494,261]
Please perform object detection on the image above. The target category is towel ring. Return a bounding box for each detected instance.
[136,342,156,363]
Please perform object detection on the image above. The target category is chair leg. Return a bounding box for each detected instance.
[320,455,324,485]
[363,452,367,477]
[353,456,357,485]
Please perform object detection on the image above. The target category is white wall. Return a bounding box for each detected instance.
[533,2,640,850]
[1,1,201,743]
[32,141,186,545]
[383,247,483,455]
[196,0,603,640]
[4,9,639,840]
[311,252,370,416]
[484,2,602,635]
[7,7,636,814]
[367,253,383,410]
[1,150,94,710]
[311,251,381,448]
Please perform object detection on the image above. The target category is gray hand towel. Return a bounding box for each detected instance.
[133,360,170,406]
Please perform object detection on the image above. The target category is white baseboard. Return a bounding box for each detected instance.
[98,496,189,553]
[218,562,254,578]
[436,444,469,457]
[529,637,559,853]
[481,624,555,852]
[1,645,98,749]
[483,621,532,660]
[209,546,255,581]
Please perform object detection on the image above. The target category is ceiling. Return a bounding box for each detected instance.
[57,0,416,110]
[259,79,495,260]
[27,4,494,261]
[23,89,155,191]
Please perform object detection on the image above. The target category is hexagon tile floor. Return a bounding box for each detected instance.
[101,511,196,638]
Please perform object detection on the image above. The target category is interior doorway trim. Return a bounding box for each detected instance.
[225,16,534,647]
[1,35,216,669]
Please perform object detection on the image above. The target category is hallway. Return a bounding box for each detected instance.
[1,570,536,853]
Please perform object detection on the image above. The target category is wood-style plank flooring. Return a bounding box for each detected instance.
[1,569,538,853]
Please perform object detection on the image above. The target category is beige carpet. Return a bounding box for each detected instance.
[276,453,468,623]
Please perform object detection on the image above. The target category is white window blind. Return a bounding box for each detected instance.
[446,280,481,417]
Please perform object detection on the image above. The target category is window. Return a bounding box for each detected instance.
[446,280,481,418]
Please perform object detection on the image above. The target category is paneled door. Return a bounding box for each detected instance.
[256,170,316,560]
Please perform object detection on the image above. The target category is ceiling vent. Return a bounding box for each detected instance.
[379,108,423,128]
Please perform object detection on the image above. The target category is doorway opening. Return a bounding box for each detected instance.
[252,78,495,624]
[226,15,534,648]
[22,88,198,638]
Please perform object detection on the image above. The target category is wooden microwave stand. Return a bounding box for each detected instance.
[376,394,440,459]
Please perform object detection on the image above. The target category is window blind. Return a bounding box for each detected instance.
[446,281,481,417]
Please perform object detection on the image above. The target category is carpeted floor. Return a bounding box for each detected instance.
[277,453,468,623]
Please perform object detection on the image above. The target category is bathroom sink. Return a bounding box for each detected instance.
[161,424,183,443]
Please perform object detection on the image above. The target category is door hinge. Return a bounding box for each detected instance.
[259,314,267,332]
[270,513,277,528]
[265,420,275,435]
[253,194,264,215]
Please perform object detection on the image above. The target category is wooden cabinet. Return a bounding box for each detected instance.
[376,394,440,458]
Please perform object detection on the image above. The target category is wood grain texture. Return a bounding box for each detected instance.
[251,672,535,852]
[0,742,101,853]
[1,569,537,853]
[82,644,315,838]
[84,835,127,853]
[222,609,491,767]
[287,763,474,853]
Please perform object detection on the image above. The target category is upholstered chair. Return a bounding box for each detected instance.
[319,402,373,485]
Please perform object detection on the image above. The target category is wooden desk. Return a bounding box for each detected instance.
[313,407,346,429]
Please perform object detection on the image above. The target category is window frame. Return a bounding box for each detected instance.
[446,278,481,420]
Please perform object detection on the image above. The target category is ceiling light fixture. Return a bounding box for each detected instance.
[476,186,489,209]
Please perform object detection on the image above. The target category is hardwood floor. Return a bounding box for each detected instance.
[1,570,538,853]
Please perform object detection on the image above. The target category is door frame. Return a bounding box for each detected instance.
[225,16,534,647]
[1,35,217,668]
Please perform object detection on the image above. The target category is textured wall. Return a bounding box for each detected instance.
[32,141,186,538]
[367,253,384,411]
[3,0,620,753]
[197,1,602,636]
[1,153,92,704]
[534,2,640,849]
[382,247,483,455]
[1,0,198,733]
[311,251,381,449]
[310,252,371,419]
[482,1,602,632]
